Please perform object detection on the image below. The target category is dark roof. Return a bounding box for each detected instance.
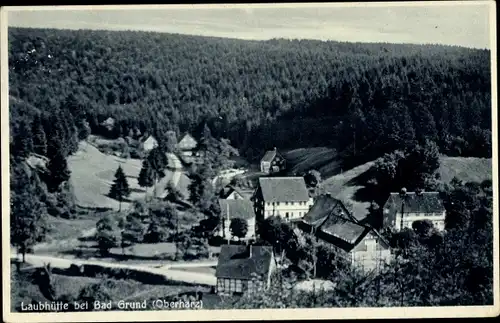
[384,192,445,214]
[215,245,274,280]
[300,194,376,251]
[321,216,368,245]
[302,194,345,227]
[261,150,277,163]
[219,199,256,220]
[258,177,310,202]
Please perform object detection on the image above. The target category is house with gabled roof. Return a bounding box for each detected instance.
[253,176,313,223]
[177,133,198,154]
[140,135,158,152]
[215,245,275,296]
[260,147,286,174]
[219,184,253,200]
[383,191,446,231]
[176,132,199,164]
[299,194,391,272]
[218,199,256,240]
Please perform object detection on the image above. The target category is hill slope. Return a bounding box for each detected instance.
[438,156,492,184]
[68,141,189,210]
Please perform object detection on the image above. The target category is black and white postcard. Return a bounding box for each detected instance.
[1,2,498,322]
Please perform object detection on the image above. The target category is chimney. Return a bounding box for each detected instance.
[248,245,253,258]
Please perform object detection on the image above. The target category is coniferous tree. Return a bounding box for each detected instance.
[12,120,34,159]
[138,159,154,198]
[108,165,131,211]
[32,114,47,156]
[46,137,71,193]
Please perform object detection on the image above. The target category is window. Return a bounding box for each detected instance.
[286,212,289,218]
[285,202,288,205]
[291,202,294,206]
[272,202,275,206]
[230,279,236,291]
[235,280,242,292]
[277,202,280,206]
[224,279,230,291]
[218,279,224,292]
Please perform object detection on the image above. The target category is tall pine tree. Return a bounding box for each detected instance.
[108,165,131,211]
[32,114,47,156]
[12,120,34,159]
[46,137,71,193]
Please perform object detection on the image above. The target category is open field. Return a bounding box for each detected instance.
[438,157,492,184]
[68,141,189,211]
[45,215,97,242]
[282,147,339,178]
[322,161,376,220]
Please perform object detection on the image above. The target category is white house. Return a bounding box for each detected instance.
[141,135,158,152]
[253,177,313,222]
[215,245,275,296]
[383,191,446,231]
[176,133,198,156]
[350,231,392,272]
[218,199,256,240]
[260,148,286,174]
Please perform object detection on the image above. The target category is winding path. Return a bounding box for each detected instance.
[13,253,217,287]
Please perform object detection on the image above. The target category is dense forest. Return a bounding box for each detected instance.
[9,27,492,166]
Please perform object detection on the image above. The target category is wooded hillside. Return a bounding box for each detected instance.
[9,27,491,165]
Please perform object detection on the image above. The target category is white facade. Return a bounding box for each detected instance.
[142,136,158,152]
[225,191,245,200]
[260,161,271,173]
[394,211,446,231]
[351,236,392,272]
[263,199,314,221]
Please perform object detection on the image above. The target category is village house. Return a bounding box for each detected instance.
[176,132,199,163]
[176,133,198,155]
[140,135,158,152]
[383,190,446,231]
[260,147,286,174]
[219,184,253,200]
[215,245,275,296]
[218,199,256,240]
[299,194,391,272]
[253,177,313,223]
[100,117,115,131]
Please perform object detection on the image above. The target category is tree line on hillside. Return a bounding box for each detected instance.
[9,27,491,168]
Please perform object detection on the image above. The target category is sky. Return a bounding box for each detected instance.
[6,3,494,49]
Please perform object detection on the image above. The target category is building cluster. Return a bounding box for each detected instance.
[214,148,448,297]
